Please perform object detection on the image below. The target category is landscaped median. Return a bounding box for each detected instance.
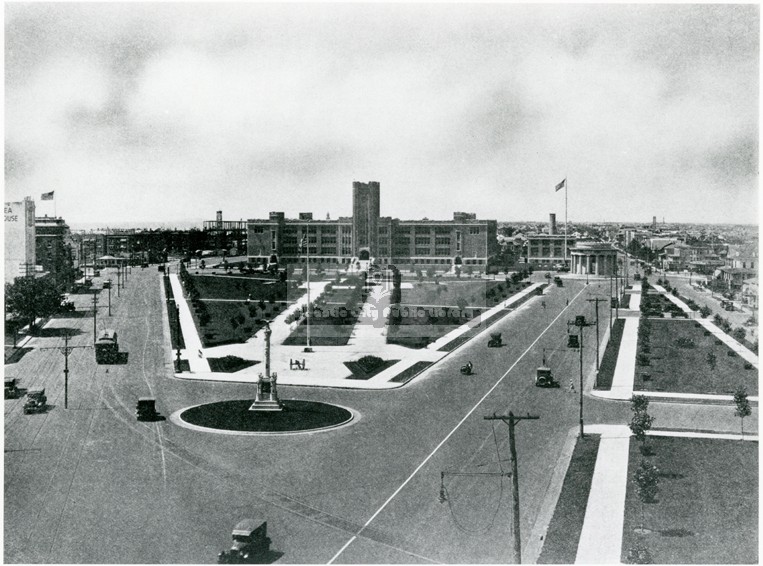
[537,426,758,564]
[593,280,759,403]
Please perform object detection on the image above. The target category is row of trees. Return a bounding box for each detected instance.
[5,276,67,334]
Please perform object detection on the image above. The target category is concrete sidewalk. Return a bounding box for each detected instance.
[575,425,631,564]
[593,318,639,400]
[169,274,210,373]
[652,284,695,317]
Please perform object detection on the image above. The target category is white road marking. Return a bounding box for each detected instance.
[327,285,588,564]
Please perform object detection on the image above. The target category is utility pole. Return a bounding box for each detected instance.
[569,315,594,437]
[40,331,91,409]
[586,297,605,372]
[609,275,614,330]
[483,411,540,564]
[92,293,99,345]
[107,279,112,316]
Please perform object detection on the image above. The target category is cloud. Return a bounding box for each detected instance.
[4,3,758,225]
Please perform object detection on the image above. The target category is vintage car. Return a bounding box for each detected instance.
[24,388,47,414]
[5,378,19,399]
[553,276,563,287]
[218,520,271,564]
[535,366,560,388]
[136,397,159,421]
[487,332,503,348]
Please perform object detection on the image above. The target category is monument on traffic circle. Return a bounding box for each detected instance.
[250,321,283,412]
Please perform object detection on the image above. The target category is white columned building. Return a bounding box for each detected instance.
[569,242,618,276]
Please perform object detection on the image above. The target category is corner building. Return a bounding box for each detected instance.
[247,182,498,267]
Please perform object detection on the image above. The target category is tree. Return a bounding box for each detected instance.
[734,386,752,437]
[631,394,650,414]
[699,305,711,318]
[706,351,717,370]
[634,459,660,534]
[732,327,746,343]
[5,277,63,332]
[629,409,655,455]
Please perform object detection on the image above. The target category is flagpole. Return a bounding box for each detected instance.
[305,233,312,352]
[564,176,568,268]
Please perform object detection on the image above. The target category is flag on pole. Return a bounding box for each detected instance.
[554,179,566,192]
[41,191,55,200]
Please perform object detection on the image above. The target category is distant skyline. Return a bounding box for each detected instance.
[5,3,759,226]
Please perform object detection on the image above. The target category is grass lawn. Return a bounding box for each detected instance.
[437,308,513,352]
[400,279,530,309]
[595,319,625,390]
[194,300,288,347]
[386,305,485,349]
[344,359,399,380]
[190,273,294,302]
[389,361,433,383]
[634,319,757,395]
[621,436,758,564]
[282,280,366,346]
[538,435,601,564]
[207,356,259,373]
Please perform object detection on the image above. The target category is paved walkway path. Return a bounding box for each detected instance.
[169,274,210,373]
[628,290,641,311]
[575,425,631,564]
[652,284,695,317]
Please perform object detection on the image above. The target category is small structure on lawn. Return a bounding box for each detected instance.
[250,322,283,412]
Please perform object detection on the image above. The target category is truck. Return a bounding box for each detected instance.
[95,329,119,364]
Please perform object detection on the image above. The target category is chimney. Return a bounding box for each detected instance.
[216,210,222,228]
[549,213,557,235]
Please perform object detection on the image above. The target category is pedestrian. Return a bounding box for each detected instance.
[198,349,203,358]
[566,298,569,306]
[568,378,575,393]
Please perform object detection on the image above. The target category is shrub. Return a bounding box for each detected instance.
[356,355,385,373]
[674,337,695,349]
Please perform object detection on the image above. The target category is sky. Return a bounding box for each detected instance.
[4,3,760,227]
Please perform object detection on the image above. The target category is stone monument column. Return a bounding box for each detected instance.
[250,322,283,412]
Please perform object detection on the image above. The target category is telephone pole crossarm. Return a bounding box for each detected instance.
[40,332,92,409]
[483,411,540,564]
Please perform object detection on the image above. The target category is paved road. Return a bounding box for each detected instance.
[4,271,752,564]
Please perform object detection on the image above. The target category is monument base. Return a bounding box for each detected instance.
[249,399,283,412]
